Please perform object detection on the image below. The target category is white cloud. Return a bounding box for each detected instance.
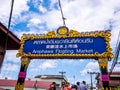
[80,62,99,75]
[2,0,120,40]
[39,5,47,13]
[30,68,38,72]
[40,9,62,29]
[31,0,43,9]
[86,62,99,70]
[4,50,20,63]
[0,74,13,79]
[38,60,57,70]
[0,0,11,25]
[113,66,120,71]
[22,0,120,34]
[0,0,29,25]
[0,74,4,79]
[13,0,29,16]
[50,0,58,9]
[2,63,19,71]
[29,18,42,24]
[1,0,120,35]
[61,0,114,31]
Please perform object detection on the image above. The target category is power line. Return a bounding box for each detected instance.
[0,0,14,71]
[5,0,14,54]
[58,0,66,26]
[8,0,14,30]
[110,31,120,74]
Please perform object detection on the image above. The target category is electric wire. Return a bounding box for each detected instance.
[0,0,14,74]
[0,0,14,71]
[110,31,120,74]
[4,0,14,58]
[58,0,66,26]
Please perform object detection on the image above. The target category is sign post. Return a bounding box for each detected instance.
[98,58,110,90]
[15,27,113,90]
[15,57,30,90]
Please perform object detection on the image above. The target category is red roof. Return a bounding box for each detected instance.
[0,79,16,86]
[109,80,120,86]
[25,80,52,88]
[0,22,20,50]
[0,88,6,90]
[0,79,52,89]
[109,72,120,75]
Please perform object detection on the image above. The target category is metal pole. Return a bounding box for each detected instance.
[88,72,98,90]
[8,0,14,29]
[59,71,66,80]
[58,0,66,26]
[90,73,93,90]
[73,75,75,84]
[59,71,66,87]
[5,0,14,50]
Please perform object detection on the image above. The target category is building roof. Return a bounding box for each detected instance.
[95,72,120,79]
[35,75,64,79]
[35,75,68,82]
[0,79,16,87]
[95,72,120,87]
[0,22,20,50]
[0,88,6,90]
[0,79,52,89]
[25,80,52,88]
[109,72,120,77]
[109,80,120,86]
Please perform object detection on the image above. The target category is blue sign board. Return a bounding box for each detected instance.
[23,37,106,55]
[17,30,113,59]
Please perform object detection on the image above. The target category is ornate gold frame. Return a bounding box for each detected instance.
[17,30,114,59]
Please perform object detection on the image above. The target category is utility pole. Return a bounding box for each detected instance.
[59,71,66,79]
[73,75,75,84]
[59,71,66,87]
[87,72,98,90]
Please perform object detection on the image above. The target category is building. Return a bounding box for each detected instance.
[95,72,120,89]
[31,75,68,88]
[0,78,52,90]
[0,75,68,90]
[0,22,20,68]
[109,72,120,88]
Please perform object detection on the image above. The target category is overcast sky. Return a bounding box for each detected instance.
[0,0,120,85]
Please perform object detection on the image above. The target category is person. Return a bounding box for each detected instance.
[80,81,88,90]
[52,82,56,89]
[76,81,81,90]
[71,85,77,90]
[65,82,71,90]
[61,82,66,90]
[47,83,54,90]
[48,82,56,90]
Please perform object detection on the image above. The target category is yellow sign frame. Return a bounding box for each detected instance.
[17,30,113,59]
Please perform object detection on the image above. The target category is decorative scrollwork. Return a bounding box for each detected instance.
[21,57,31,67]
[15,83,24,90]
[17,30,114,59]
[98,58,108,69]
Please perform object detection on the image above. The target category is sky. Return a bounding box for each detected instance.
[0,0,120,86]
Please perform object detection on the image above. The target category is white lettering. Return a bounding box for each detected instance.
[76,49,93,53]
[55,49,74,54]
[33,38,93,45]
[32,49,53,54]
